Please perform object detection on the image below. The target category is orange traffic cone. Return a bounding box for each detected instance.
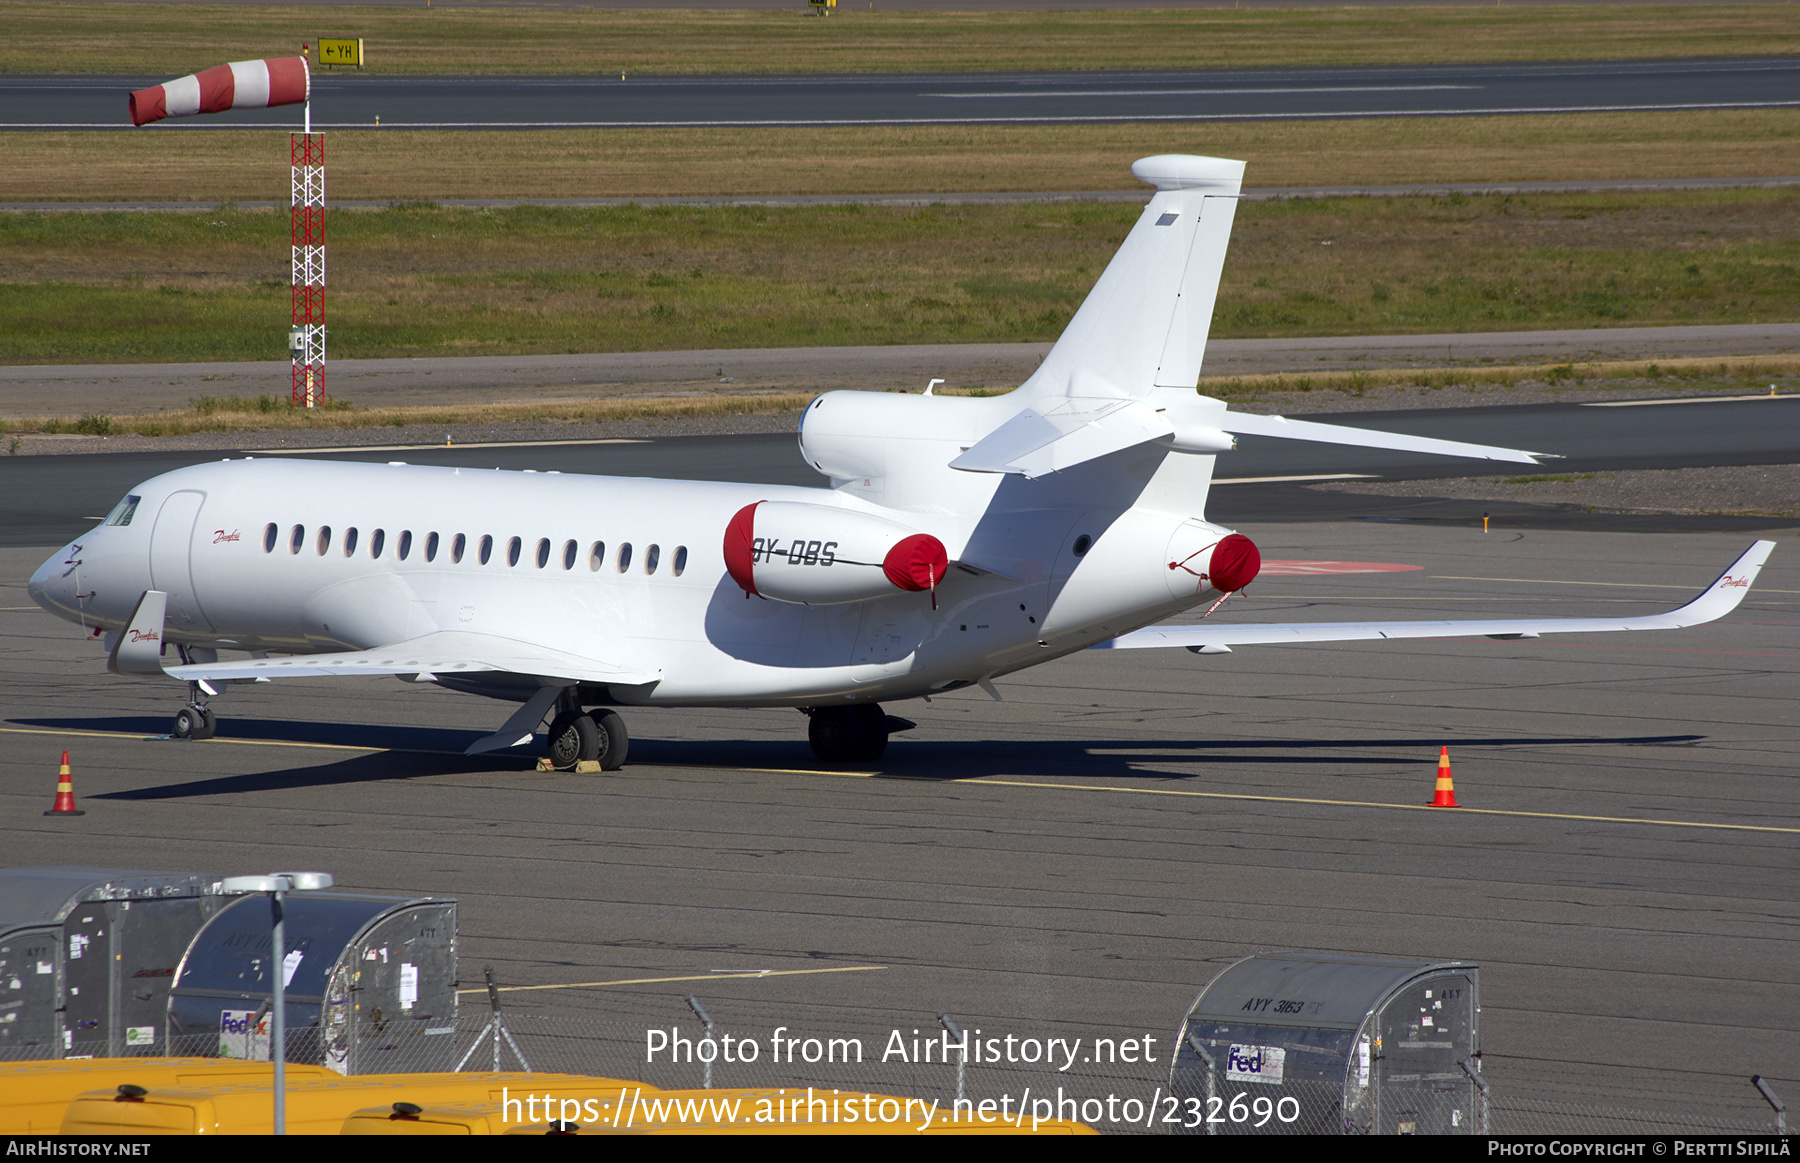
[1428,746,1460,808]
[44,750,84,816]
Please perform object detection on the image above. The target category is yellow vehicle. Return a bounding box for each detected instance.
[60,1071,653,1135]
[0,1058,334,1134]
[342,1087,1098,1135]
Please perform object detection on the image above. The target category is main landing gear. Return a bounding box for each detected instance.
[806,704,914,764]
[544,705,629,772]
[171,682,216,741]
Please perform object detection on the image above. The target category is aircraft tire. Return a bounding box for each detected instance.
[594,710,629,771]
[546,710,600,771]
[172,704,214,741]
[809,704,888,763]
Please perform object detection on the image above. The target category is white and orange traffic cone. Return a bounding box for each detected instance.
[44,750,84,816]
[1428,746,1460,808]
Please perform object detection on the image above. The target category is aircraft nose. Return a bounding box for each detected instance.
[28,545,78,616]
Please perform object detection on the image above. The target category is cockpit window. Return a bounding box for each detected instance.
[104,495,141,527]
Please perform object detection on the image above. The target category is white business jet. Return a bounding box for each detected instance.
[29,156,1775,769]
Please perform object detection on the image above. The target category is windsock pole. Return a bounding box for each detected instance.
[292,44,325,409]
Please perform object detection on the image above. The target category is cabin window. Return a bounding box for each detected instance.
[450,533,466,564]
[616,542,633,573]
[562,539,577,570]
[397,531,412,561]
[369,529,386,559]
[588,541,605,572]
[1073,534,1092,557]
[316,526,332,556]
[290,525,305,554]
[506,536,522,567]
[103,495,141,527]
[342,527,359,557]
[672,546,688,577]
[263,523,277,553]
[536,538,552,569]
[479,535,494,565]
[644,544,661,575]
[423,532,438,562]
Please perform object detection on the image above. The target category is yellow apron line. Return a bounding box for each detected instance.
[1,725,391,754]
[957,778,1800,835]
[1,729,883,774]
[459,965,887,996]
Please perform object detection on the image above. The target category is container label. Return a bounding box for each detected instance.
[219,1009,271,1061]
[400,963,418,1010]
[125,1026,155,1047]
[1226,1043,1285,1084]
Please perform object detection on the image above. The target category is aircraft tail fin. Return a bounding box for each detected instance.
[1019,154,1244,401]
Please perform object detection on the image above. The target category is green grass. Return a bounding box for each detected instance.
[4,2,1795,76]
[5,189,1799,365]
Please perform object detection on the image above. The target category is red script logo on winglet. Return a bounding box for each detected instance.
[1719,575,1750,588]
[128,629,160,643]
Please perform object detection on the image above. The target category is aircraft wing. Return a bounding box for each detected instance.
[1096,540,1774,652]
[163,630,659,688]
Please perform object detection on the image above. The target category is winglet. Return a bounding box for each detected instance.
[1657,539,1776,627]
[108,590,168,676]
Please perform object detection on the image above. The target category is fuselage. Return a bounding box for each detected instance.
[30,450,1236,708]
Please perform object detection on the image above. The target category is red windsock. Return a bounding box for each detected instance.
[129,57,310,126]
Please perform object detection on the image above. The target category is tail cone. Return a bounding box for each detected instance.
[1429,746,1460,808]
[44,749,84,816]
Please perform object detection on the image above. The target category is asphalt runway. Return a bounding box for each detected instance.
[4,395,1798,550]
[10,57,1798,129]
[3,522,1793,1125]
[9,324,1799,420]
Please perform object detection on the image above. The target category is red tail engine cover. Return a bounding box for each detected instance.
[724,501,948,605]
[1207,533,1262,592]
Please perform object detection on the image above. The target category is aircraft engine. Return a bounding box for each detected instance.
[723,501,949,605]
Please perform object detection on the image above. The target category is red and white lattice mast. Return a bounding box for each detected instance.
[291,58,326,408]
[129,53,318,404]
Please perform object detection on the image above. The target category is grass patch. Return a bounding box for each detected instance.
[1,391,819,439]
[4,3,1795,76]
[8,110,1800,203]
[1200,355,1800,399]
[6,190,1800,365]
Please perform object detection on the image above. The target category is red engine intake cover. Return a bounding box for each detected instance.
[723,501,763,595]
[883,534,949,592]
[1208,533,1262,592]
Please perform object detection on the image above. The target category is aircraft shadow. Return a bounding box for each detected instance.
[16,715,1702,800]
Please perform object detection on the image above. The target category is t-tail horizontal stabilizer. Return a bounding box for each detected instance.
[1097,540,1775,651]
[1218,412,1549,465]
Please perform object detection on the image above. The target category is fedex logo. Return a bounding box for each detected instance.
[1225,1043,1286,1084]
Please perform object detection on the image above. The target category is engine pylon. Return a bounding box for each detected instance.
[1429,746,1460,808]
[44,749,85,816]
